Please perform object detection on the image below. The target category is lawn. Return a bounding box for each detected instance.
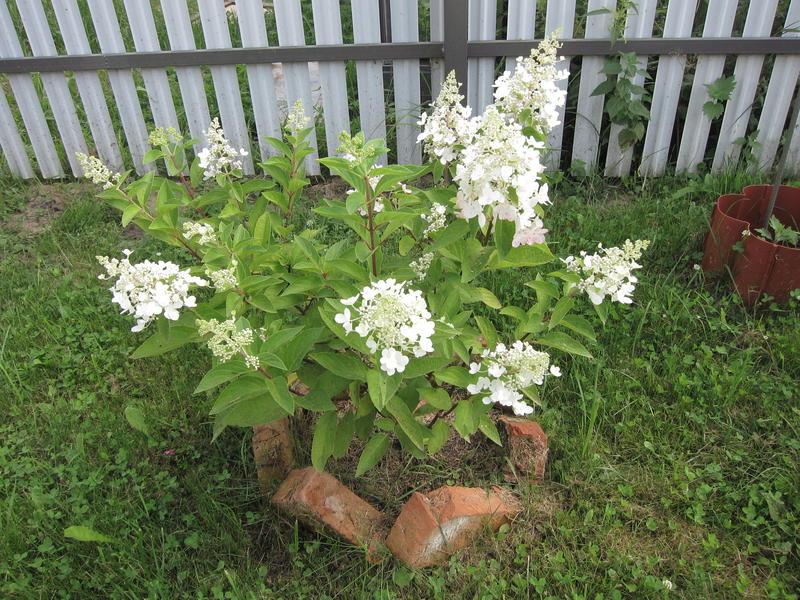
[0,173,798,599]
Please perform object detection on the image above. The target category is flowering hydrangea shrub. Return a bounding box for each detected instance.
[85,38,649,475]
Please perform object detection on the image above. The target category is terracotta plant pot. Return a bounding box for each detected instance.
[702,185,800,305]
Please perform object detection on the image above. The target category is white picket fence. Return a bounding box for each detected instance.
[0,0,799,180]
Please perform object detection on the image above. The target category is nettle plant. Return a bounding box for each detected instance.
[85,39,649,476]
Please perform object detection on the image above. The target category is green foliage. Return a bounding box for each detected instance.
[756,215,800,247]
[592,52,651,149]
[703,75,736,121]
[85,112,629,477]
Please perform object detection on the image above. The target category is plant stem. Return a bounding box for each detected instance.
[365,178,379,277]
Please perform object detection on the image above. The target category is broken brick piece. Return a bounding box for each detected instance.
[252,418,293,492]
[500,417,549,481]
[385,485,522,568]
[272,467,388,555]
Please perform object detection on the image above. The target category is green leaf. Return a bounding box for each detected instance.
[124,406,149,437]
[702,100,724,121]
[366,368,401,411]
[399,235,415,256]
[490,244,554,268]
[259,352,288,371]
[419,387,451,411]
[311,352,367,381]
[706,74,736,102]
[427,420,450,455]
[548,296,574,330]
[453,401,478,439]
[493,219,514,257]
[479,414,502,445]
[295,235,322,271]
[194,359,249,394]
[264,376,295,414]
[294,372,347,412]
[560,314,597,341]
[131,325,197,359]
[64,526,116,544]
[121,203,141,227]
[311,411,338,471]
[474,287,502,309]
[333,412,355,458]
[402,356,451,379]
[535,331,593,359]
[386,396,425,450]
[276,327,323,371]
[474,315,498,348]
[434,366,472,388]
[355,433,390,476]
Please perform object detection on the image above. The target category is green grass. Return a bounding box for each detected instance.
[0,174,798,599]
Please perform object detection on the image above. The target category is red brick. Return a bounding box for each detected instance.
[500,417,549,481]
[272,468,388,557]
[385,485,521,568]
[252,418,293,492]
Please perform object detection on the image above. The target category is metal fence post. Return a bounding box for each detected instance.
[443,0,469,99]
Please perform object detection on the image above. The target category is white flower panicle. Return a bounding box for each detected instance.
[467,341,560,416]
[564,239,650,305]
[285,99,310,137]
[197,118,248,179]
[148,127,183,147]
[422,203,447,237]
[410,252,434,280]
[206,260,238,292]
[417,71,477,165]
[182,221,217,246]
[196,317,259,370]
[97,250,207,332]
[454,105,550,245]
[334,279,435,375]
[76,153,123,190]
[493,36,568,132]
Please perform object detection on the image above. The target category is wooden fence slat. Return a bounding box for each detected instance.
[197,0,254,174]
[571,0,616,171]
[273,0,320,175]
[753,0,800,171]
[160,0,212,154]
[351,0,387,164]
[603,0,657,177]
[0,88,33,178]
[789,99,800,175]
[51,0,123,171]
[430,0,444,99]
[235,0,282,163]
[122,0,180,133]
[544,0,576,171]
[674,0,737,173]
[506,0,536,74]
[0,1,62,178]
[17,0,87,176]
[312,0,351,157]
[712,0,780,172]
[639,0,697,176]
[390,0,422,164]
[467,0,497,114]
[85,0,151,174]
